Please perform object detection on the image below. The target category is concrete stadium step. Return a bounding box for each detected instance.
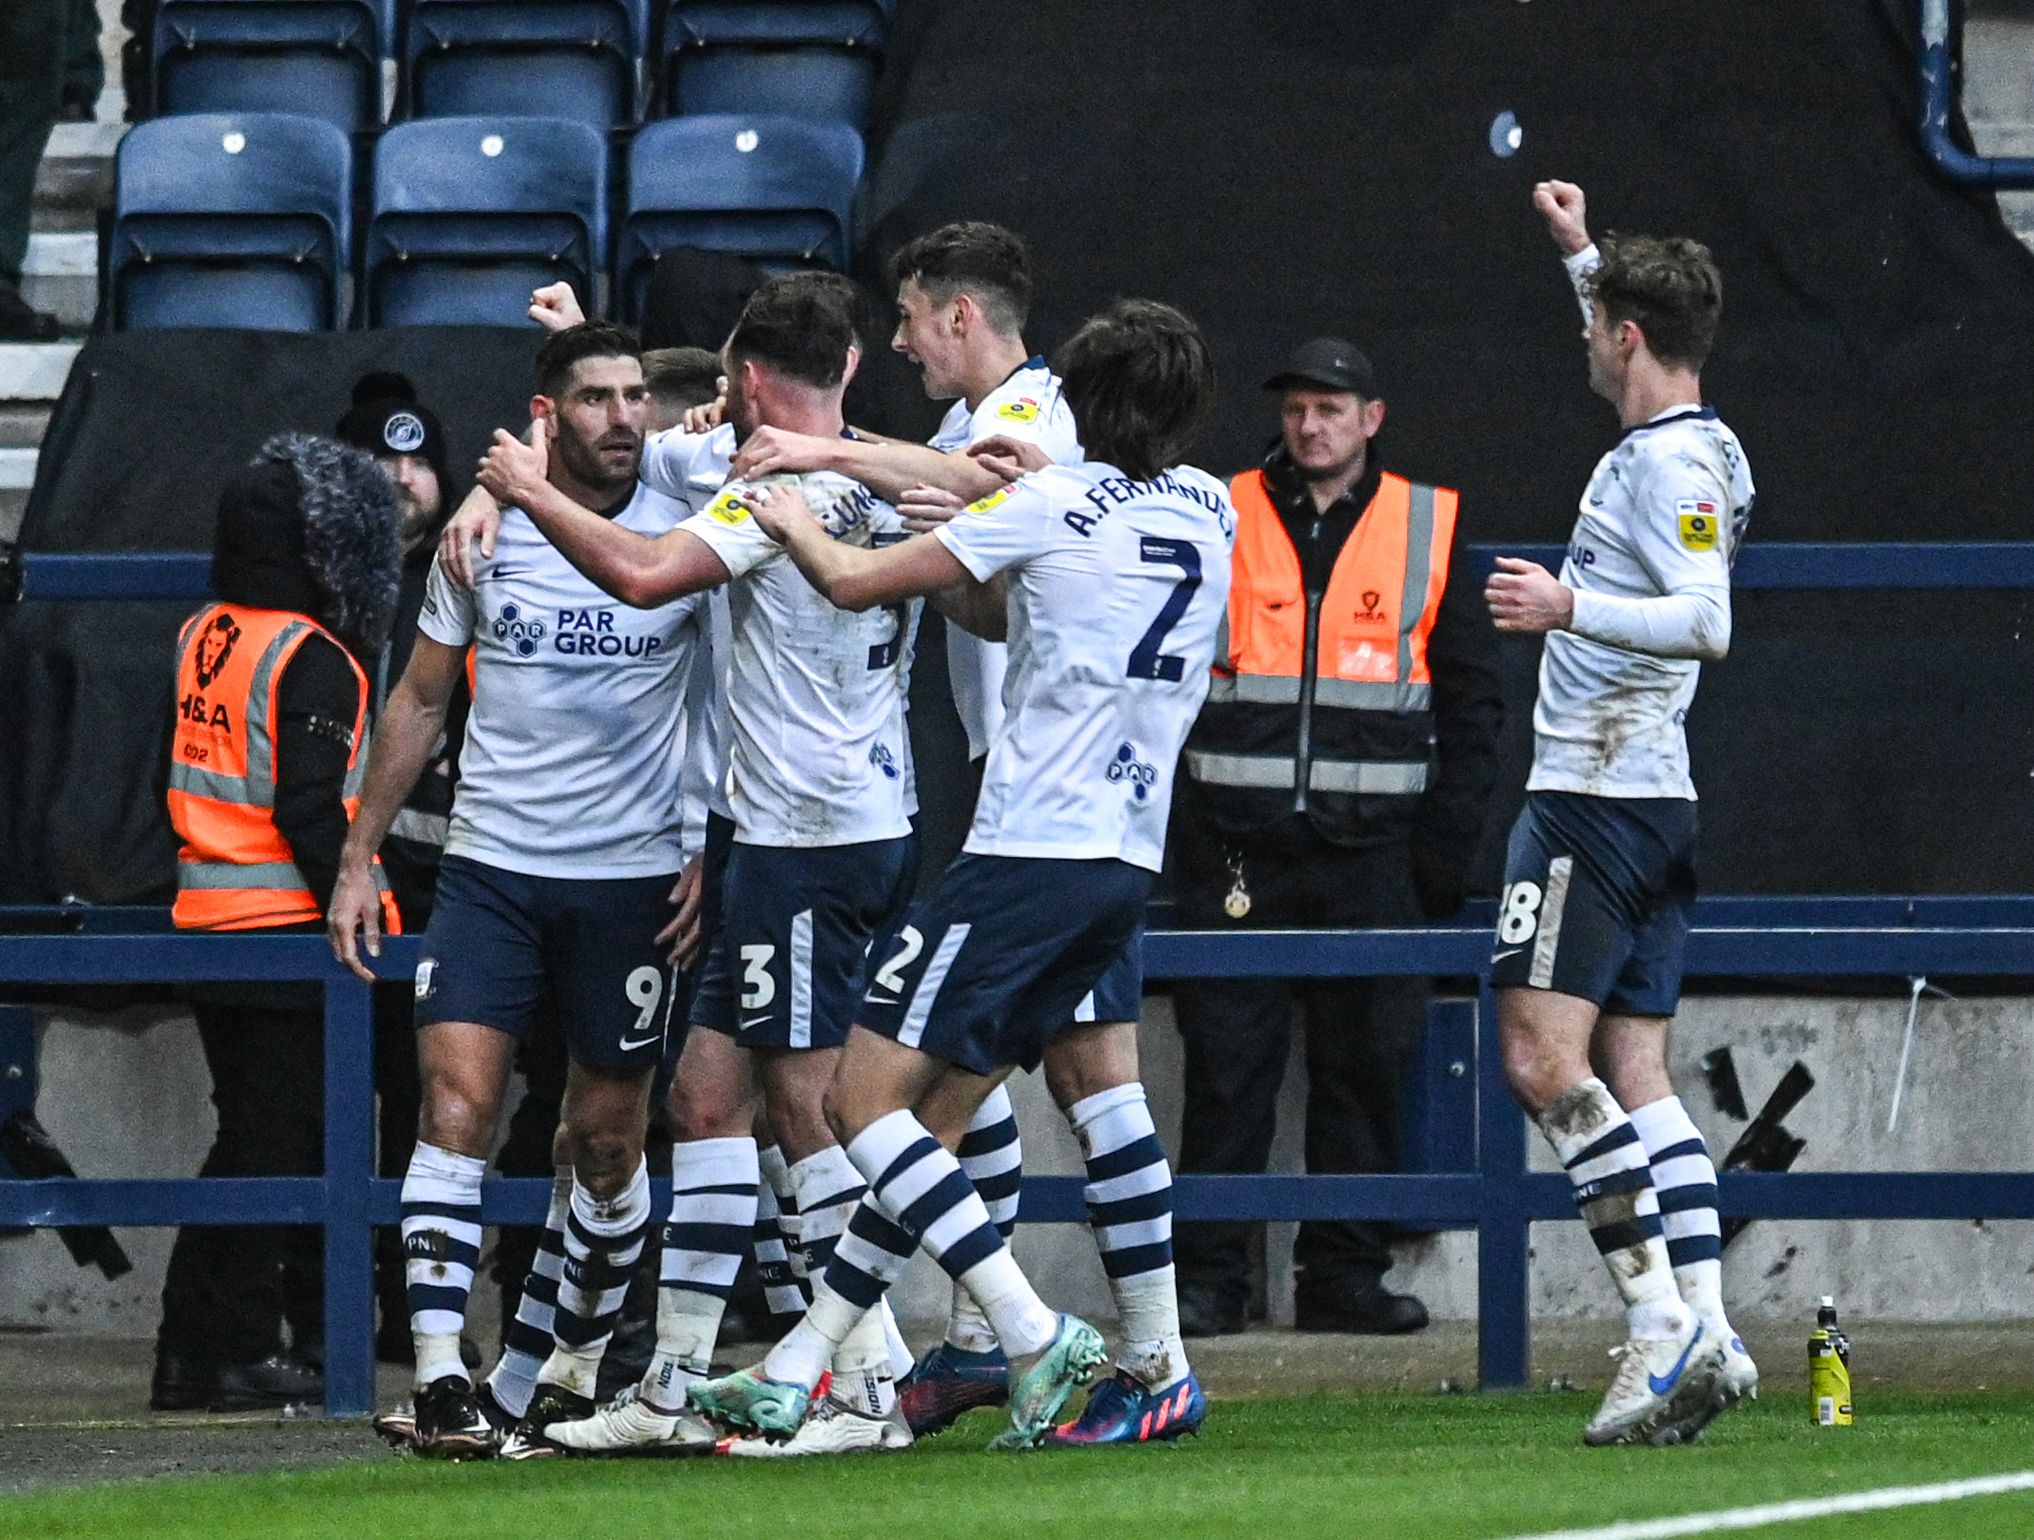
[21,232,98,333]
[32,122,123,230]
[0,345,81,406]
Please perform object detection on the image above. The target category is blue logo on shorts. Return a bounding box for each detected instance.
[492,601,547,658]
[1106,742,1157,802]
[869,742,900,780]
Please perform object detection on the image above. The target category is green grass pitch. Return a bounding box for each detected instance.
[8,1391,2034,1540]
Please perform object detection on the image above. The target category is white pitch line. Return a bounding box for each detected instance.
[1502,1468,2034,1540]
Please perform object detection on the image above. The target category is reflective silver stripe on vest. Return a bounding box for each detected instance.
[1397,483,1438,686]
[1315,677,1433,711]
[1184,750,1430,796]
[242,621,312,788]
[178,858,311,891]
[388,807,450,847]
[168,762,260,804]
[1206,673,1432,710]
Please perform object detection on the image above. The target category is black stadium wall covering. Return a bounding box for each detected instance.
[3,0,2031,903]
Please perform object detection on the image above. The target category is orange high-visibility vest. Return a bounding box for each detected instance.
[167,604,401,934]
[1188,470,1457,800]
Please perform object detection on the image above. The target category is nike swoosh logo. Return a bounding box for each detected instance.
[617,1033,661,1052]
[1649,1325,1703,1396]
[740,1015,773,1032]
[1493,948,1524,962]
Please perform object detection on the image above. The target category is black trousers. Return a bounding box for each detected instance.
[0,0,63,291]
[1171,823,1429,1300]
[157,993,325,1364]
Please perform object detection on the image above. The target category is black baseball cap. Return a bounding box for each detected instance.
[1263,337,1380,398]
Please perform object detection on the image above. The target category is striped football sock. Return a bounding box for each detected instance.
[947,1084,1023,1355]
[642,1136,758,1412]
[1537,1079,1690,1341]
[1628,1095,1730,1330]
[400,1141,485,1389]
[485,1169,570,1417]
[538,1160,652,1400]
[1070,1082,1187,1390]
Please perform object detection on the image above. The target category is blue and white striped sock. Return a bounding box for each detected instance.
[761,1189,916,1390]
[754,1143,808,1320]
[789,1145,900,1412]
[947,1084,1023,1354]
[539,1160,652,1400]
[1537,1079,1689,1340]
[1070,1083,1187,1390]
[1629,1096,1729,1331]
[400,1141,485,1389]
[643,1136,758,1412]
[486,1170,570,1417]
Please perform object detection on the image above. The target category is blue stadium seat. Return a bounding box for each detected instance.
[656,2,888,126]
[366,117,609,327]
[151,0,386,133]
[110,113,353,331]
[402,0,646,127]
[617,114,861,319]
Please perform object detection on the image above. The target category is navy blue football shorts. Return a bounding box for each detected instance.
[416,854,686,1070]
[1488,790,1699,1017]
[691,831,918,1050]
[860,853,1153,1075]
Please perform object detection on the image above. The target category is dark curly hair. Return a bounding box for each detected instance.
[1588,234,1723,371]
[1054,299,1215,482]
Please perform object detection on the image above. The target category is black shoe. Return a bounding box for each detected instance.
[1178,1281,1246,1339]
[209,1351,325,1411]
[499,1381,595,1461]
[149,1350,215,1411]
[0,289,61,342]
[1292,1276,1430,1335]
[59,94,95,122]
[414,1375,512,1459]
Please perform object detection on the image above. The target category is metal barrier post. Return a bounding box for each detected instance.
[321,972,377,1417]
[1475,980,1531,1388]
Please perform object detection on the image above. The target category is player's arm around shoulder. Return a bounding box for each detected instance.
[738,479,980,611]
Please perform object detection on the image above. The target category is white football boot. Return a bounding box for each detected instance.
[723,1393,914,1458]
[543,1384,719,1457]
[1583,1319,1725,1447]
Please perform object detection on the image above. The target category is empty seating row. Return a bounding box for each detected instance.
[110,112,861,330]
[151,0,891,132]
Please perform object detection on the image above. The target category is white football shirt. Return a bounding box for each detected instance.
[928,357,1084,761]
[935,462,1235,872]
[650,426,920,848]
[419,483,702,878]
[1530,403,1753,801]
[642,426,737,825]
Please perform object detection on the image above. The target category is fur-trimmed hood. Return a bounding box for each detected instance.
[211,433,402,659]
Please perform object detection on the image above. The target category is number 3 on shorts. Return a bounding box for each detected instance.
[1498,880,1544,945]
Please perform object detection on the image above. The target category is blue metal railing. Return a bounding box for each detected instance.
[1919,0,2034,188]
[14,543,2034,602]
[4,910,2034,1416]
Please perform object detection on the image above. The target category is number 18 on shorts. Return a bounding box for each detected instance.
[1487,790,1700,1017]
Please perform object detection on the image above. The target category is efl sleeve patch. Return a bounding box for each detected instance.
[995,397,1041,423]
[964,486,1014,514]
[706,489,750,525]
[1676,500,1719,551]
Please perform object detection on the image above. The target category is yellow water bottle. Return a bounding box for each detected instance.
[1809,1295,1853,1426]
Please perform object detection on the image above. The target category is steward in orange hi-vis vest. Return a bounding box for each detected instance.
[153,433,403,1411]
[1184,465,1469,842]
[169,602,399,933]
